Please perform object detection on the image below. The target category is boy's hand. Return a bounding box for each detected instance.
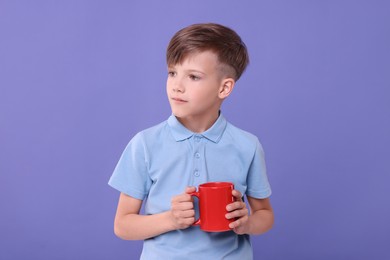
[226,190,249,234]
[170,186,196,230]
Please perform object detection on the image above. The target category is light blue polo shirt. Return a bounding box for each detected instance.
[108,113,271,259]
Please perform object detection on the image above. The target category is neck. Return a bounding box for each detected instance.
[176,111,220,133]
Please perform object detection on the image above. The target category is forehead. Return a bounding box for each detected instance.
[170,51,222,72]
[169,50,218,66]
[168,50,232,79]
[183,51,219,65]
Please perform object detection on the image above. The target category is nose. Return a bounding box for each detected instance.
[171,77,184,93]
[173,86,183,93]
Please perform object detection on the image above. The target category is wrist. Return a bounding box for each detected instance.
[165,210,178,231]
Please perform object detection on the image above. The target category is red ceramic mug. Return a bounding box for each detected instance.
[190,182,235,232]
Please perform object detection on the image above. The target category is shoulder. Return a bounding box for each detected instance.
[131,119,171,146]
[222,121,265,157]
[121,120,169,159]
[139,120,168,137]
[224,121,260,145]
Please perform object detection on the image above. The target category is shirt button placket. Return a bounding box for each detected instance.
[194,170,200,177]
[193,135,202,180]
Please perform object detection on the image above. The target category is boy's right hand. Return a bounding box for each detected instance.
[170,186,196,230]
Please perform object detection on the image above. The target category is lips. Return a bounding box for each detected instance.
[171,97,187,103]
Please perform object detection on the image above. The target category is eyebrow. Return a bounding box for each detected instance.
[167,66,206,75]
[186,69,206,75]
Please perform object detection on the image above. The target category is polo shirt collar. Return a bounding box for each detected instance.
[168,113,227,143]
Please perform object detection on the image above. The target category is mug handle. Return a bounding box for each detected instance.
[189,191,201,226]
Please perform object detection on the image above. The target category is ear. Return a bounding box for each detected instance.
[218,78,235,99]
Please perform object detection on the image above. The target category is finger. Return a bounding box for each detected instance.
[185,186,196,193]
[226,201,246,212]
[229,219,239,229]
[229,218,240,229]
[229,215,248,229]
[180,209,195,218]
[232,189,243,200]
[175,216,196,229]
[172,193,194,203]
[172,201,194,211]
[173,208,195,218]
[225,208,249,219]
[179,217,196,227]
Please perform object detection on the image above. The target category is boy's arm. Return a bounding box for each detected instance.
[113,187,196,240]
[226,191,274,235]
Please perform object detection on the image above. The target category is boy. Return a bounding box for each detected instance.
[108,23,273,259]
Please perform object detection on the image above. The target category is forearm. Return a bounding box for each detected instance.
[114,210,175,240]
[246,208,274,235]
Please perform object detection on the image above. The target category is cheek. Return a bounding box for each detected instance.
[191,89,207,102]
[166,80,173,93]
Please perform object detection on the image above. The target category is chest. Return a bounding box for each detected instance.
[144,137,253,213]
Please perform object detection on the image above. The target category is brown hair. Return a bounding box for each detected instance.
[166,23,249,81]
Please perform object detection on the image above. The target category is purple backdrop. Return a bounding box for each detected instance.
[1,1,389,259]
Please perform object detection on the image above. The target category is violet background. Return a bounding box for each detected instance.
[1,1,389,259]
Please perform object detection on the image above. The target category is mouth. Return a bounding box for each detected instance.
[171,97,187,103]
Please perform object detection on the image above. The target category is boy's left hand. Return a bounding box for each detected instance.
[226,190,249,234]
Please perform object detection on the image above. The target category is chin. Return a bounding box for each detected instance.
[172,112,185,118]
[171,108,186,118]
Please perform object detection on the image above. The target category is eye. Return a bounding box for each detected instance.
[189,74,201,81]
[168,71,176,77]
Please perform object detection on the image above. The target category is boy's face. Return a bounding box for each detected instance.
[167,51,233,127]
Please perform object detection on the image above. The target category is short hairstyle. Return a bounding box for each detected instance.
[166,23,249,81]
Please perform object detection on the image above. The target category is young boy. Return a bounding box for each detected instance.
[108,23,273,259]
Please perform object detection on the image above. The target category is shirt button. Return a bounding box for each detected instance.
[195,152,200,158]
[194,136,201,142]
[194,170,200,177]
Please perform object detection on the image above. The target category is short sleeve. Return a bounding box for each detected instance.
[246,139,272,199]
[108,132,152,200]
